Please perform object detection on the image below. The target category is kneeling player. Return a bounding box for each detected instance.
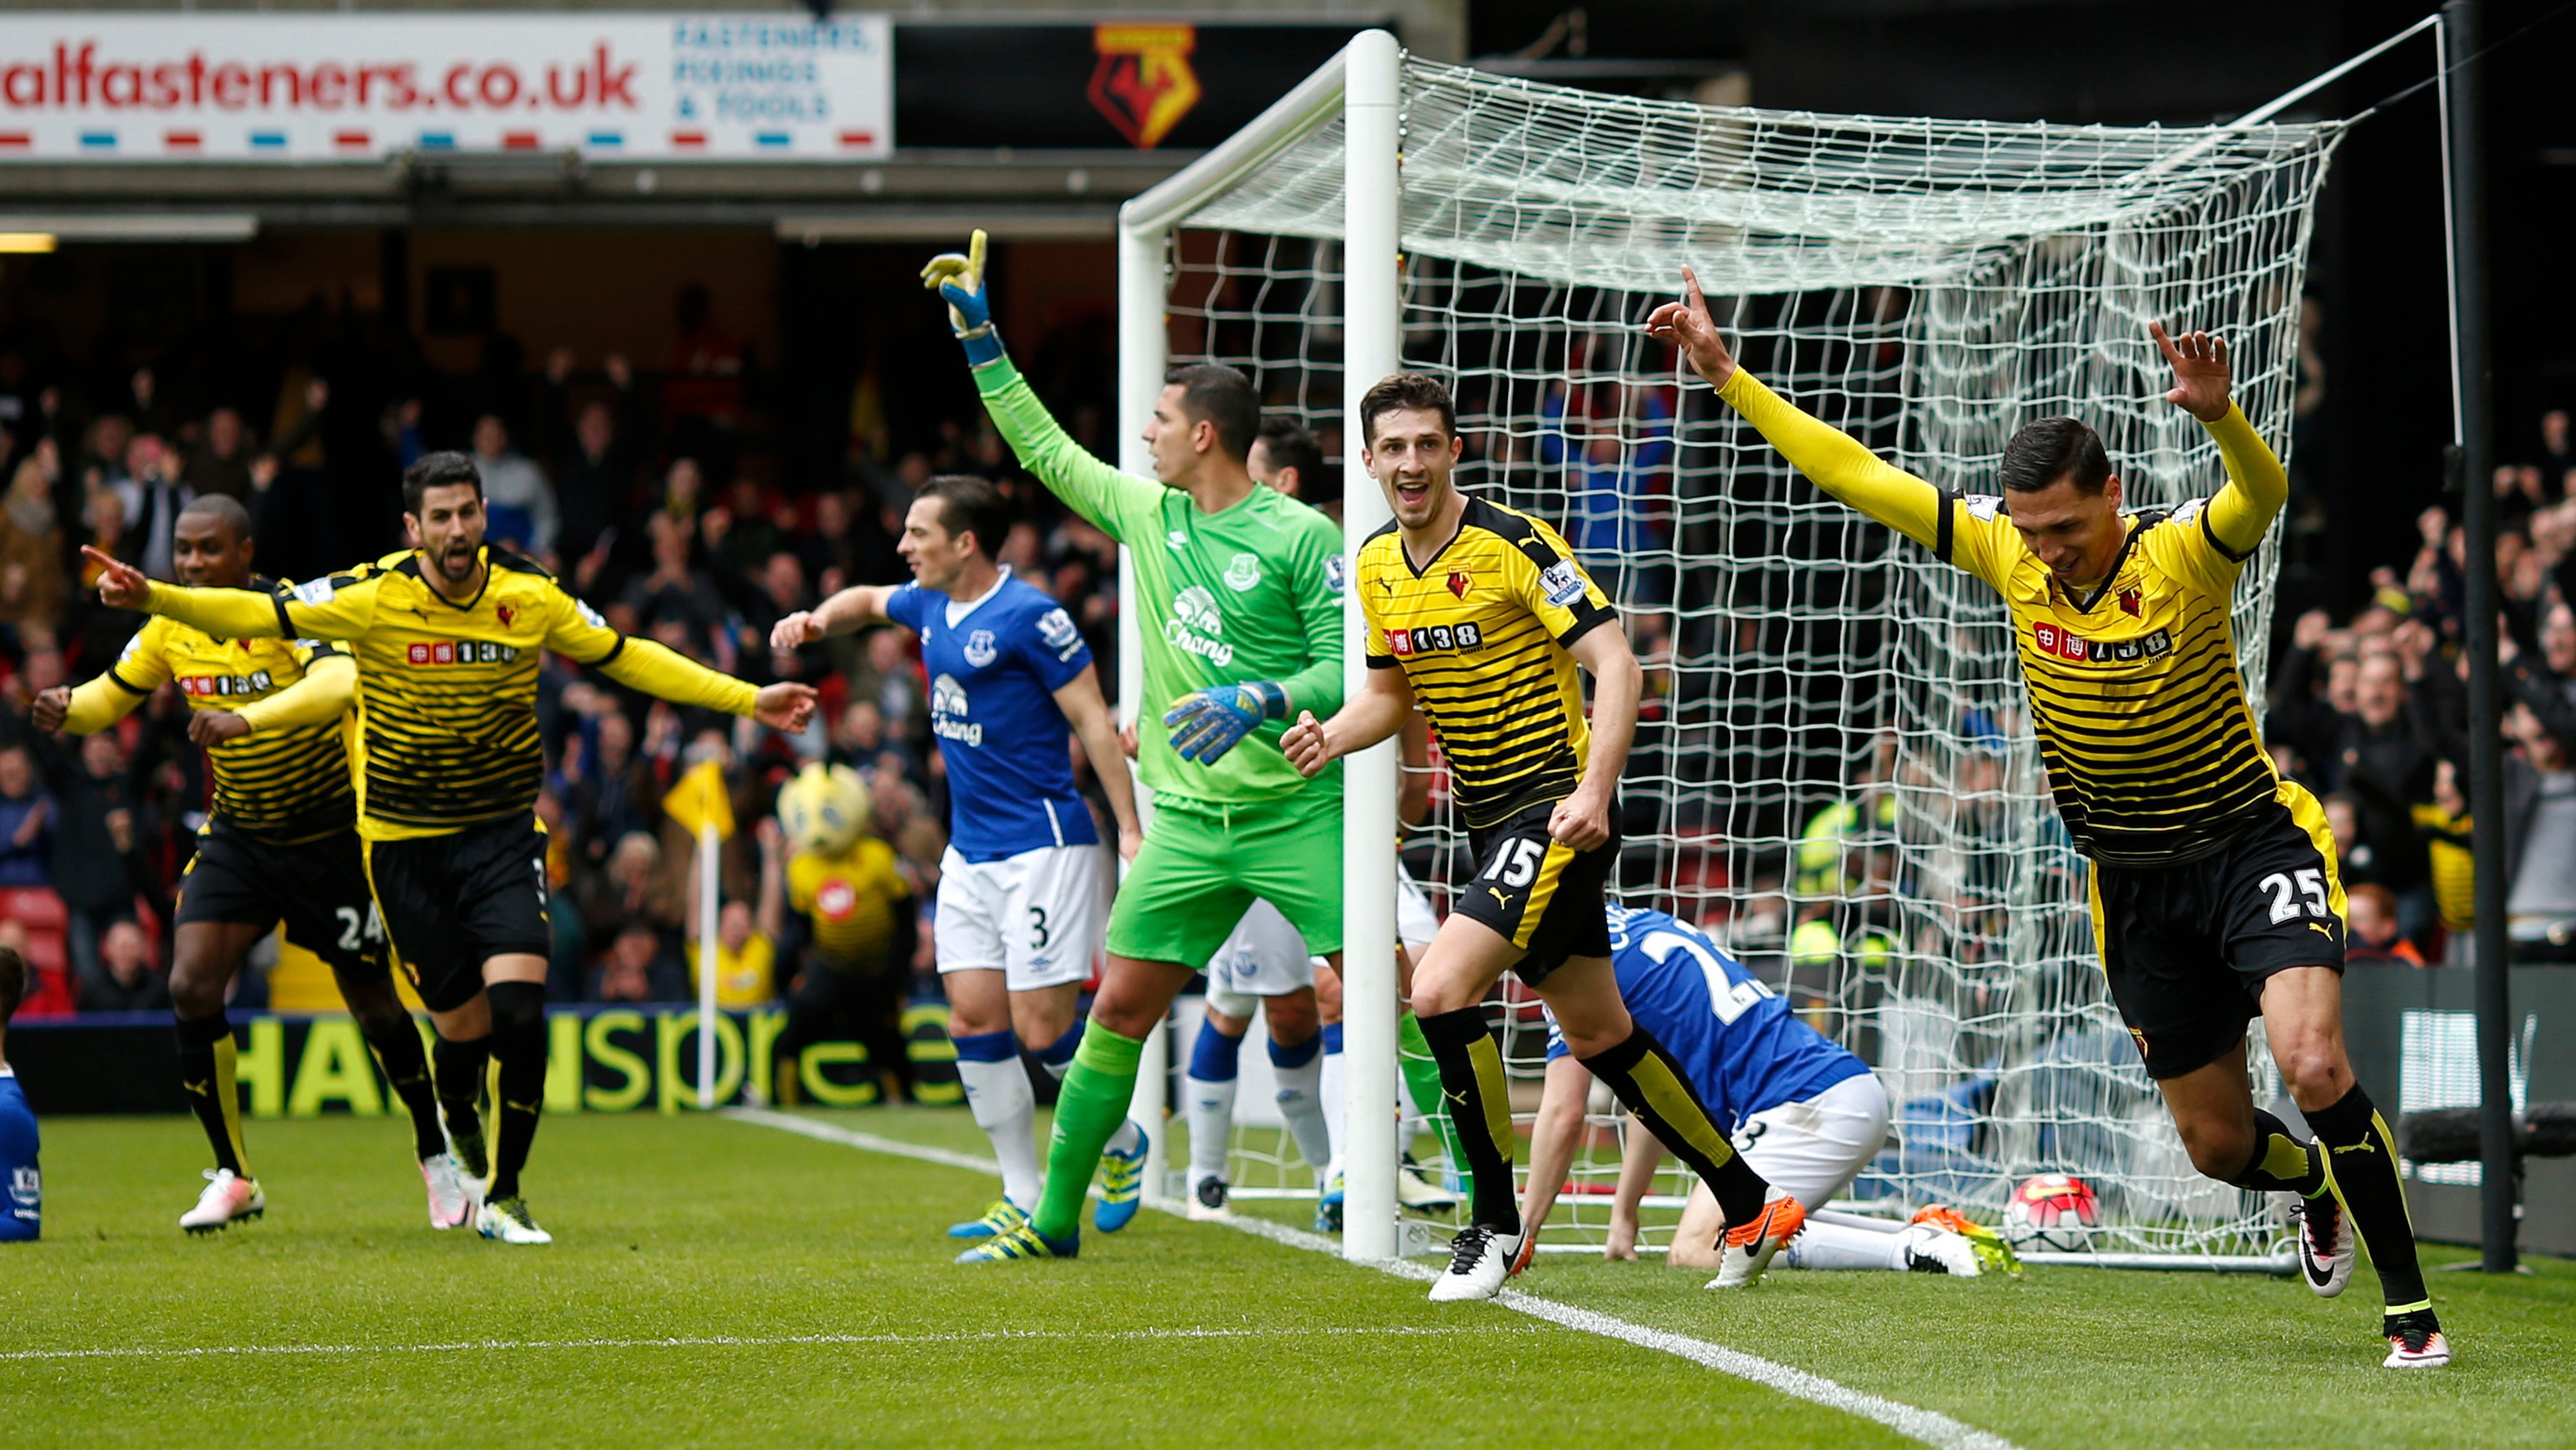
[36,496,464,1233]
[1286,373,1799,1301]
[1518,906,1997,1283]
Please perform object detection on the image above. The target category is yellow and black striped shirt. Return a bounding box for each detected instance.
[80,594,355,843]
[141,546,758,841]
[1358,497,1615,830]
[1718,368,2290,866]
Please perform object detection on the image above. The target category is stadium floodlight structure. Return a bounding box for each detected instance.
[1117,28,2342,1269]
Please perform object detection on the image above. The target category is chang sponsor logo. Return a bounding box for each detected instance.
[1165,584,1234,667]
[930,672,982,748]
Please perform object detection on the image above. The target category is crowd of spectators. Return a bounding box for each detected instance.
[2264,408,2576,968]
[0,316,1126,1026]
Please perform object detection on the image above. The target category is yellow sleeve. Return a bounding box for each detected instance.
[147,566,381,641]
[544,582,759,716]
[1716,369,2019,589]
[2194,404,2289,563]
[66,619,169,733]
[235,652,355,733]
[1507,516,1616,647]
[786,854,817,913]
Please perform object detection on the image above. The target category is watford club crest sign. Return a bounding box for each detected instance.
[1088,23,1203,149]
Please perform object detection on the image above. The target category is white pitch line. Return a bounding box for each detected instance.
[728,1109,2022,1450]
[1,1324,1530,1365]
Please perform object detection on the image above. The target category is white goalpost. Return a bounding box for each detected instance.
[1115,30,2343,1269]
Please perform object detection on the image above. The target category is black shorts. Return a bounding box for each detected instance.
[1455,801,1619,989]
[363,817,553,1014]
[175,821,388,978]
[2089,784,2346,1081]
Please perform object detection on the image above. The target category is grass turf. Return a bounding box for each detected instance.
[7,1108,2572,1449]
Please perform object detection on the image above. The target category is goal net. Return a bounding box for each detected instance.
[1134,46,2342,1265]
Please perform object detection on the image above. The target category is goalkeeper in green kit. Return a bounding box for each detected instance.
[929,232,1378,1262]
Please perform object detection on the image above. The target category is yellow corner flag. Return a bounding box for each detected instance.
[662,758,736,841]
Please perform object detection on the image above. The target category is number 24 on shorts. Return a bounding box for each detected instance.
[2259,868,2330,924]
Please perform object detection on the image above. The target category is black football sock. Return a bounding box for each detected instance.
[431,1032,492,1178]
[2306,1083,2429,1311]
[361,1012,447,1161]
[1414,1006,1520,1234]
[1582,1023,1769,1226]
[484,983,549,1204]
[2228,1109,2327,1196]
[174,1011,250,1178]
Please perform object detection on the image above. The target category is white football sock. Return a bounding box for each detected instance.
[1103,1117,1143,1157]
[956,1055,1041,1210]
[1780,1219,1913,1271]
[1319,1033,1347,1189]
[1271,1045,1332,1175]
[1187,1072,1239,1185]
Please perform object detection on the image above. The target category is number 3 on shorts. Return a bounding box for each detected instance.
[1479,838,1546,890]
[2259,868,2329,924]
[1028,905,1051,952]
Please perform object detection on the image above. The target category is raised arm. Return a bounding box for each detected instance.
[770,583,898,654]
[2152,321,2285,560]
[1054,663,1142,861]
[547,584,815,732]
[90,548,383,642]
[1647,268,1945,551]
[924,230,1159,542]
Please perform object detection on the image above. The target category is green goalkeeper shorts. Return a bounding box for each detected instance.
[1106,790,1343,968]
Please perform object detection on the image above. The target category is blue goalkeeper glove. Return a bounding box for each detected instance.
[920,229,1004,368]
[1162,681,1290,764]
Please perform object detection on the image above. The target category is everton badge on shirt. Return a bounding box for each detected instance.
[1224,551,1262,592]
[964,630,998,668]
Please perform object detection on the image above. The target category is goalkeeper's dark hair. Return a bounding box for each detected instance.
[918,474,1012,562]
[2000,417,2111,496]
[1256,415,1333,504]
[1359,373,1456,447]
[1163,363,1259,463]
[402,450,484,517]
[0,943,23,1026]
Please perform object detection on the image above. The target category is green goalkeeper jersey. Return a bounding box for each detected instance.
[975,357,1344,807]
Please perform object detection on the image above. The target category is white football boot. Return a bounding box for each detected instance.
[1428,1224,1523,1303]
[180,1169,264,1234]
[420,1152,479,1231]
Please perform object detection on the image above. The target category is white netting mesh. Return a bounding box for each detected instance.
[1168,57,2341,1258]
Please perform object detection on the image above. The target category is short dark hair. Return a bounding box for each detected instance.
[1998,417,2110,496]
[0,944,23,1026]
[402,450,483,517]
[916,475,1012,561]
[178,492,253,541]
[1255,416,1332,502]
[1358,373,1456,448]
[1163,363,1260,463]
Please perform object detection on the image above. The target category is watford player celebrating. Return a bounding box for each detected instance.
[1652,269,2445,1368]
[1284,373,1798,1302]
[88,455,814,1245]
[36,496,463,1235]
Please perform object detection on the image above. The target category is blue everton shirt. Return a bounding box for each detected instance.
[1546,906,1868,1133]
[885,571,1101,863]
[0,1068,38,1242]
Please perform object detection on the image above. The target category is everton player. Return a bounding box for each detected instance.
[775,475,1141,1243]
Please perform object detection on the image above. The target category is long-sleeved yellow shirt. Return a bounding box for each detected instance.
[142,546,757,841]
[1718,368,2291,866]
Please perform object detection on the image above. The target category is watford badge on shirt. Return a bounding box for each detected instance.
[1446,568,1473,599]
[2118,587,2142,617]
[496,604,517,628]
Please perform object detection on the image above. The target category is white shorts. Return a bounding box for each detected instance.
[1732,1071,1893,1211]
[1204,898,1316,1017]
[934,842,1108,992]
[1397,865,1439,950]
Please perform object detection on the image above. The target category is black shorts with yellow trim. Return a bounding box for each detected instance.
[363,815,553,1014]
[2088,782,2347,1081]
[175,820,389,978]
[1455,800,1619,989]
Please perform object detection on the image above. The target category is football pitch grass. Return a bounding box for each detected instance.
[7,1110,2572,1449]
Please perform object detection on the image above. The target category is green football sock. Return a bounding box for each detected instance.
[1397,1011,1470,1177]
[1033,1023,1144,1242]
